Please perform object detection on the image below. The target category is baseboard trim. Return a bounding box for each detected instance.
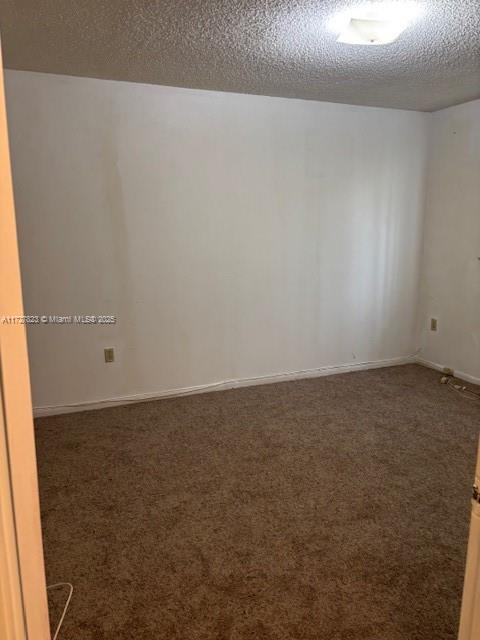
[415,357,480,386]
[33,355,416,418]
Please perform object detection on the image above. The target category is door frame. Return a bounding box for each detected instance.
[458,439,480,639]
[0,39,50,640]
[0,381,26,640]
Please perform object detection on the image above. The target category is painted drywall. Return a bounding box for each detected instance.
[5,71,429,411]
[417,99,480,382]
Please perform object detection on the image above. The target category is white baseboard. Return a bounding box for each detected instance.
[33,354,415,418]
[415,357,480,386]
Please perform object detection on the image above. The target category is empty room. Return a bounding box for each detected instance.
[0,1,479,639]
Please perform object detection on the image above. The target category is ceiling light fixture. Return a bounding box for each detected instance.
[329,2,421,46]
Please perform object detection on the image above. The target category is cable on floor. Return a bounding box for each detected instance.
[440,374,480,401]
[47,582,73,640]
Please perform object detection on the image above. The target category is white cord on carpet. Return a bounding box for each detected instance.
[441,375,480,401]
[47,582,73,640]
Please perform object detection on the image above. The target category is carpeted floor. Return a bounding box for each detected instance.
[35,364,479,640]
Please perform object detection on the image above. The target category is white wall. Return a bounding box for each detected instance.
[417,99,480,382]
[5,71,429,411]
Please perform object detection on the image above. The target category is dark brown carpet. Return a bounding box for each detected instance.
[35,364,480,640]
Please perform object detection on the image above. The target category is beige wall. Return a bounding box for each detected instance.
[417,99,480,382]
[5,71,429,413]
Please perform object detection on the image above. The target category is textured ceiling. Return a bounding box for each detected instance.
[0,0,479,111]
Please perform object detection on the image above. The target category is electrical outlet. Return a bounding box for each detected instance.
[104,347,115,363]
[430,318,438,331]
